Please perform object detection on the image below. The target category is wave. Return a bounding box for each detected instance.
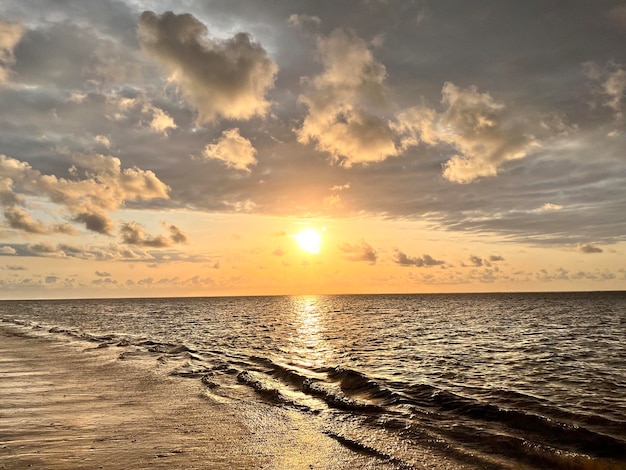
[3,315,625,470]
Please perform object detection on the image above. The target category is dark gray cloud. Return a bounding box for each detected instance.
[578,243,603,254]
[119,221,188,248]
[393,250,445,268]
[137,10,278,124]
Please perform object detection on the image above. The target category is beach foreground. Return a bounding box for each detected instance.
[0,325,410,470]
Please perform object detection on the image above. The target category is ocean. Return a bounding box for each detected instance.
[1,292,625,469]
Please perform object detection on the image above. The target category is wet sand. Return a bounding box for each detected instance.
[0,325,399,470]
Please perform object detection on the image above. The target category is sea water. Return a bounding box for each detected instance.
[1,292,625,469]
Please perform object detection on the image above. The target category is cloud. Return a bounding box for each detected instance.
[203,128,257,172]
[584,61,626,117]
[4,264,26,270]
[0,246,16,255]
[536,267,615,281]
[167,224,188,244]
[287,14,322,29]
[119,222,169,247]
[142,104,177,135]
[137,11,278,123]
[3,206,53,234]
[73,212,114,235]
[92,277,118,286]
[1,153,170,235]
[393,106,438,150]
[296,29,397,165]
[338,240,377,264]
[489,255,505,262]
[393,250,444,267]
[0,20,24,84]
[537,203,563,212]
[577,243,603,254]
[94,135,111,148]
[273,248,286,256]
[437,83,539,183]
[1,241,199,264]
[95,270,111,277]
[394,83,540,183]
[469,255,484,267]
[119,221,188,247]
[27,242,60,255]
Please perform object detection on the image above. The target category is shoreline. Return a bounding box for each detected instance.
[0,325,401,469]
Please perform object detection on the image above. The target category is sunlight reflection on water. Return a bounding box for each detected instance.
[289,296,333,369]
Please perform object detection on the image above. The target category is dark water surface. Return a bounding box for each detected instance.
[2,292,625,469]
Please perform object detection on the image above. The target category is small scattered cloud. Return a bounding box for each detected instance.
[119,221,188,248]
[166,223,188,244]
[203,128,257,172]
[330,183,350,191]
[0,246,16,255]
[142,104,177,135]
[138,11,278,123]
[94,135,111,148]
[73,212,114,235]
[537,203,563,212]
[4,264,26,270]
[393,250,444,267]
[469,255,484,267]
[95,270,111,277]
[577,243,603,254]
[287,14,322,29]
[338,240,377,264]
[489,255,505,262]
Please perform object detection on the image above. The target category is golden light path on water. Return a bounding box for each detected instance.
[289,296,334,370]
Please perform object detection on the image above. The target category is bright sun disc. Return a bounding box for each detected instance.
[295,228,322,254]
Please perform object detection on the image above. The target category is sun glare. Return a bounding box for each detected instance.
[295,228,322,254]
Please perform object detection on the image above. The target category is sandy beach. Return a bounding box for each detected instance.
[0,325,400,470]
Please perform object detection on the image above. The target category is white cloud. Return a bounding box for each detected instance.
[538,203,563,211]
[94,135,111,148]
[394,83,539,183]
[142,104,177,135]
[296,29,397,165]
[438,83,539,183]
[137,11,278,124]
[203,128,257,172]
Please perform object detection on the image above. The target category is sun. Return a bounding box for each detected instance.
[295,228,322,254]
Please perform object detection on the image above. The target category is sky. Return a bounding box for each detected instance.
[0,0,625,299]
